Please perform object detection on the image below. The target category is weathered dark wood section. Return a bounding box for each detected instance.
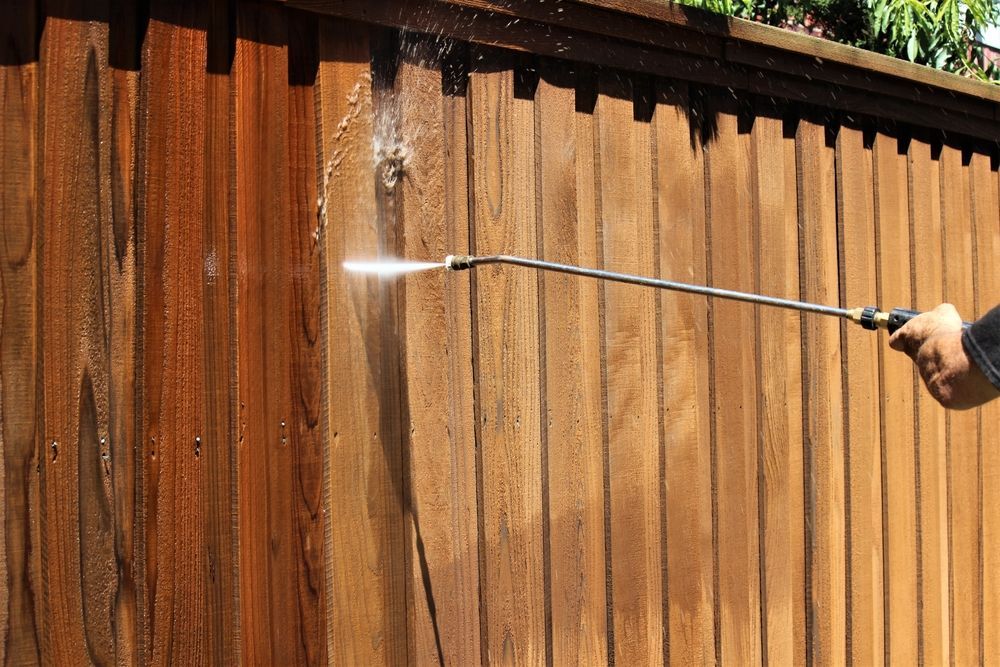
[1,0,999,664]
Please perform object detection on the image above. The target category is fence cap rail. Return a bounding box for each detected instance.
[569,0,1000,103]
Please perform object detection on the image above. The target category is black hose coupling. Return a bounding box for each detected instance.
[445,255,474,271]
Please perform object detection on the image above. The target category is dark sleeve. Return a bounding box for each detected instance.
[962,303,1000,391]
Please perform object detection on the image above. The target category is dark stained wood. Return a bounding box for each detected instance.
[873,130,919,664]
[654,82,715,667]
[235,4,328,665]
[468,46,546,665]
[970,151,1000,660]
[940,143,980,666]
[39,12,119,665]
[797,115,846,665]
[704,93,760,665]
[836,124,884,665]
[286,10,328,666]
[596,70,663,665]
[536,59,608,664]
[391,36,482,665]
[752,103,805,667]
[200,1,239,664]
[0,2,42,664]
[909,137,950,667]
[108,2,141,664]
[140,7,230,664]
[316,18,406,666]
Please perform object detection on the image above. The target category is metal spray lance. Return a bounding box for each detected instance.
[444,254,971,334]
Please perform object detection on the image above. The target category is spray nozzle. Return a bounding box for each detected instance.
[444,255,474,271]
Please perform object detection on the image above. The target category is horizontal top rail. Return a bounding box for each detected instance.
[283,0,1000,140]
[571,0,1000,103]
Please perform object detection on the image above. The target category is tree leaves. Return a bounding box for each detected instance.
[677,0,1000,81]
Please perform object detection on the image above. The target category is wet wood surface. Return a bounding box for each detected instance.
[1,1,998,664]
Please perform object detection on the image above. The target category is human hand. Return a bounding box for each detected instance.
[889,303,997,409]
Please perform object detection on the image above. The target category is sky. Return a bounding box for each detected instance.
[982,24,1000,47]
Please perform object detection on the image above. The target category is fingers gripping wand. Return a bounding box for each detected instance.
[444,254,971,334]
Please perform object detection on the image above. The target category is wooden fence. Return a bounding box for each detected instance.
[2,0,999,664]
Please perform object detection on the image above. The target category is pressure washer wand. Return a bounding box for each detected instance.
[445,254,968,334]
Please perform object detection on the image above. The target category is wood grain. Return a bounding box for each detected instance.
[596,70,662,665]
[836,124,884,665]
[970,150,1000,660]
[940,143,980,666]
[235,4,329,665]
[468,47,545,665]
[796,115,846,666]
[873,130,919,664]
[753,104,805,667]
[704,93,760,666]
[317,18,406,666]
[655,82,715,667]
[39,12,119,665]
[909,137,950,667]
[201,1,239,663]
[391,36,481,666]
[536,59,608,665]
[0,2,41,663]
[108,2,141,664]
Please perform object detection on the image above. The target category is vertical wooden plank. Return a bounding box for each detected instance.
[468,47,545,665]
[597,72,663,665]
[39,9,120,664]
[873,130,918,664]
[909,137,949,667]
[971,150,1000,659]
[705,93,760,666]
[140,7,223,663]
[237,4,328,664]
[753,105,806,667]
[940,143,979,665]
[596,71,662,665]
[392,36,481,665]
[286,10,328,665]
[837,124,884,665]
[0,3,42,664]
[317,18,406,666]
[108,2,142,664]
[536,60,607,664]
[202,1,239,663]
[797,116,846,666]
[655,82,715,667]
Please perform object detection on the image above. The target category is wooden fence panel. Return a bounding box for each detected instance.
[705,92,760,666]
[39,12,119,665]
[4,2,1000,664]
[941,143,981,666]
[393,36,481,666]
[0,3,41,664]
[874,130,919,663]
[316,18,407,666]
[797,115,847,666]
[597,70,662,666]
[537,60,608,665]
[972,150,1000,661]
[752,103,805,667]
[468,47,546,665]
[655,82,715,667]
[836,123,884,665]
[910,136,950,667]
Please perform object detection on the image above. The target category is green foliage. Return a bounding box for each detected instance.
[678,0,1000,81]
